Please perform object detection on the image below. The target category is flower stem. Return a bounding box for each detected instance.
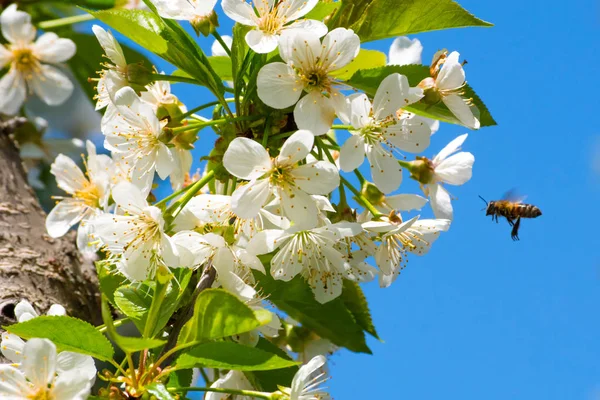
[398,159,412,169]
[176,98,236,121]
[170,115,262,134]
[171,386,273,399]
[97,317,129,333]
[212,31,232,57]
[142,273,170,338]
[331,124,354,130]
[38,13,94,29]
[339,175,383,219]
[167,170,215,218]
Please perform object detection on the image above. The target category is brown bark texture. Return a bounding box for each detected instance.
[0,117,101,330]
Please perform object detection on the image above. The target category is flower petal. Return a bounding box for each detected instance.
[14,300,37,322]
[222,0,257,26]
[435,151,474,185]
[366,146,402,194]
[290,355,327,398]
[1,333,25,364]
[231,179,271,219]
[257,62,303,108]
[50,154,87,194]
[321,27,360,71]
[46,199,86,238]
[92,25,126,68]
[284,18,327,37]
[246,229,287,255]
[436,51,465,90]
[344,93,371,128]
[276,129,314,166]
[279,186,318,229]
[429,183,453,220]
[432,133,468,164]
[112,181,148,213]
[291,161,339,195]
[442,93,480,129]
[373,73,418,119]
[340,134,366,172]
[155,144,176,180]
[30,64,74,106]
[56,352,96,381]
[51,370,92,400]
[283,0,320,20]
[223,137,271,180]
[388,36,423,66]
[294,91,336,136]
[245,30,279,54]
[384,112,431,153]
[22,339,56,388]
[0,68,26,115]
[0,364,30,397]
[1,4,36,45]
[33,32,76,63]
[384,194,428,211]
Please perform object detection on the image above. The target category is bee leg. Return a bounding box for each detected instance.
[511,217,521,241]
[506,217,514,227]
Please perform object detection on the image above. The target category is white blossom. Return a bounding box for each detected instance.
[222,0,327,54]
[223,130,339,228]
[257,28,360,135]
[424,51,480,129]
[140,74,180,111]
[92,25,128,112]
[152,0,217,25]
[0,339,92,400]
[421,133,474,220]
[247,222,363,303]
[284,354,330,400]
[364,215,450,287]
[388,36,423,66]
[46,141,112,254]
[0,5,75,115]
[205,370,254,400]
[339,73,428,193]
[92,182,179,281]
[102,86,190,195]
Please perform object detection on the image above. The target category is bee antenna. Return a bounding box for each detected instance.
[478,195,488,206]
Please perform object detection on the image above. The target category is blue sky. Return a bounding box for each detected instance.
[82,0,600,398]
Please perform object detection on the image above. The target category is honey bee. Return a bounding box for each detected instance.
[479,190,542,241]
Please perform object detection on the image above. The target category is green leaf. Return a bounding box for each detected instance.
[146,383,175,400]
[114,268,193,337]
[341,280,378,339]
[247,338,299,391]
[176,341,299,371]
[67,32,152,106]
[96,261,129,307]
[88,8,225,96]
[208,56,233,81]
[4,316,114,361]
[179,289,271,344]
[330,49,386,80]
[345,64,496,126]
[166,369,193,390]
[328,0,492,42]
[305,1,340,21]
[253,264,371,354]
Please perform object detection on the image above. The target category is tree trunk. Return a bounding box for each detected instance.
[0,117,101,329]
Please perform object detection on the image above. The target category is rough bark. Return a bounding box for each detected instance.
[0,117,101,330]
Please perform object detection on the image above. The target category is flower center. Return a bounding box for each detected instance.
[257,11,285,35]
[298,67,332,94]
[28,388,55,400]
[74,183,101,208]
[12,47,37,73]
[270,165,296,188]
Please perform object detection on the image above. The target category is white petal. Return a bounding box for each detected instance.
[279,186,318,229]
[276,130,314,166]
[220,271,257,302]
[384,194,428,211]
[291,355,327,398]
[245,30,279,54]
[0,364,30,397]
[433,133,468,164]
[223,137,271,180]
[345,93,371,128]
[294,91,336,136]
[436,51,465,90]
[211,35,233,56]
[155,144,176,180]
[221,0,257,26]
[56,352,96,381]
[362,220,396,233]
[279,30,322,66]
[112,181,148,212]
[0,45,12,69]
[161,234,180,268]
[373,73,418,119]
[50,154,87,193]
[429,184,453,220]
[22,339,56,388]
[51,370,92,400]
[435,152,474,185]
[1,333,25,364]
[291,161,339,195]
[321,28,360,71]
[46,199,86,238]
[283,18,327,37]
[30,64,74,106]
[366,146,402,194]
[118,241,154,281]
[231,179,271,219]
[257,62,303,109]
[388,37,422,66]
[442,94,480,129]
[14,300,37,321]
[33,32,76,63]
[92,25,126,68]
[47,304,66,316]
[283,0,320,20]
[340,135,366,172]
[236,249,266,273]
[0,68,26,115]
[384,113,431,153]
[246,229,287,255]
[1,4,36,44]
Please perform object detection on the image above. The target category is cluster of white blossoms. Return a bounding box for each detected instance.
[0,301,96,399]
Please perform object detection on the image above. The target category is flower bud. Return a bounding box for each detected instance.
[191,11,219,36]
[361,181,385,206]
[406,156,435,184]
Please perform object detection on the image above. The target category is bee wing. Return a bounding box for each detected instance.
[501,188,527,204]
